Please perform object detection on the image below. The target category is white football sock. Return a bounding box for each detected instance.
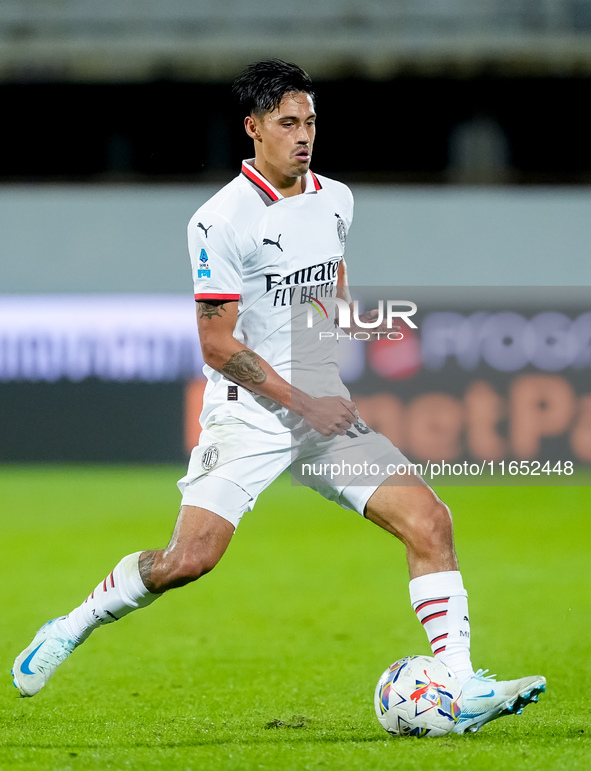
[409,570,474,685]
[60,552,160,644]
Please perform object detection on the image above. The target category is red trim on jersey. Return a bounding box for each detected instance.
[241,162,280,202]
[310,171,322,191]
[195,293,240,301]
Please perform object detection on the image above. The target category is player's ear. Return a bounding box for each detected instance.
[244,115,262,142]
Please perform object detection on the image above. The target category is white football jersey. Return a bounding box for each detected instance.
[188,159,354,433]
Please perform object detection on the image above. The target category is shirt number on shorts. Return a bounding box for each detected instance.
[344,421,373,439]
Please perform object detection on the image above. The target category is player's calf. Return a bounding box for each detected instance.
[142,508,235,591]
[146,549,221,591]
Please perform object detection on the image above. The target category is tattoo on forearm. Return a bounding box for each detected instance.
[222,350,267,385]
[198,301,227,320]
[138,550,158,592]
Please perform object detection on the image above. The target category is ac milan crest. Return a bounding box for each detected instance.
[336,214,346,249]
[201,445,219,471]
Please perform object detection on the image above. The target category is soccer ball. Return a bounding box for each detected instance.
[374,655,462,737]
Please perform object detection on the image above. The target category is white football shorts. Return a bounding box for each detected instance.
[177,417,414,529]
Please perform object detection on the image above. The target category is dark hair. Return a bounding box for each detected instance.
[232,59,315,117]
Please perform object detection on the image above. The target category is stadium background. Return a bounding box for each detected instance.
[2,1,590,469]
[2,4,591,770]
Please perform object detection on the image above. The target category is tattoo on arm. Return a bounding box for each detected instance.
[198,301,227,320]
[222,350,267,385]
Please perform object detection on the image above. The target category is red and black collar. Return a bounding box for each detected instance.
[241,161,322,204]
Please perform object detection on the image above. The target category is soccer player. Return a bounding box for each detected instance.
[13,59,544,734]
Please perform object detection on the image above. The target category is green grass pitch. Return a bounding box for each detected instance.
[1,465,590,770]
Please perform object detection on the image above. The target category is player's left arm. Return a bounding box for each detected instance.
[337,258,352,306]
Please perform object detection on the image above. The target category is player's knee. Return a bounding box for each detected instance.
[410,498,453,556]
[401,496,453,555]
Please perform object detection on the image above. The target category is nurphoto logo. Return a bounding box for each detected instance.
[307,297,418,341]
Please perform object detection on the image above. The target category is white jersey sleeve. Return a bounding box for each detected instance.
[188,210,243,302]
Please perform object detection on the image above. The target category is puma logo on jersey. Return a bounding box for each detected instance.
[263,234,283,252]
[197,222,212,238]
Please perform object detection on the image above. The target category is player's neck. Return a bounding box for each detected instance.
[252,159,305,198]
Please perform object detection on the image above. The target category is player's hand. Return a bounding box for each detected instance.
[300,395,358,436]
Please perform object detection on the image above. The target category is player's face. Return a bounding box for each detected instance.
[246,92,316,191]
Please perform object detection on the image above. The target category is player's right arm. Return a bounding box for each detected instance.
[197,299,357,436]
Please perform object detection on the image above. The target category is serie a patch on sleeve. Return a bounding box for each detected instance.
[227,385,238,401]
